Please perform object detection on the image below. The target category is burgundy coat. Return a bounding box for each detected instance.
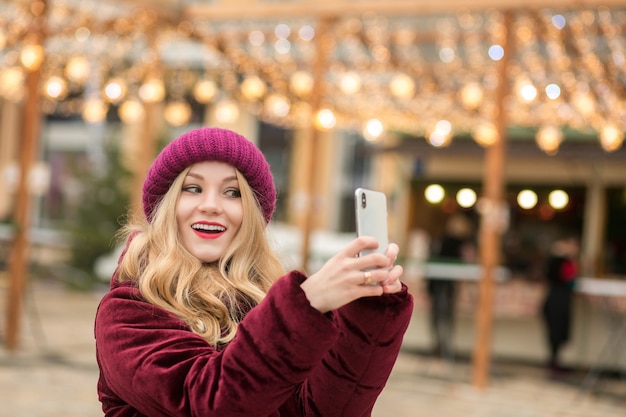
[95,271,413,417]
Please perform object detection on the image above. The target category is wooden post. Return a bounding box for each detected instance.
[129,101,158,218]
[471,10,514,388]
[299,17,333,272]
[5,0,48,351]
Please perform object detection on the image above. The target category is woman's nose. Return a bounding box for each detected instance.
[198,191,223,213]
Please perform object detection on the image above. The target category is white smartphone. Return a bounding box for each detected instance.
[354,188,389,257]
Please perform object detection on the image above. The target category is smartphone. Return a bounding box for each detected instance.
[354,188,389,257]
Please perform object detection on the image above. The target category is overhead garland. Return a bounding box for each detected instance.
[0,1,624,152]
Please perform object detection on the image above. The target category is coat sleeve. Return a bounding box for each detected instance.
[298,284,414,417]
[95,272,340,417]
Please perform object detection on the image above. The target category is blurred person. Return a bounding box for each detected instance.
[94,127,414,417]
[541,234,580,376]
[426,213,476,358]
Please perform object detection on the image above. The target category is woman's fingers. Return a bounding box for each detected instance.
[302,237,404,312]
[381,264,404,294]
[386,243,400,264]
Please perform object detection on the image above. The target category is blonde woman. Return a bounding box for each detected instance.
[94,127,414,417]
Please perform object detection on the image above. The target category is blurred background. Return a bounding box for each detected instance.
[1,0,625,415]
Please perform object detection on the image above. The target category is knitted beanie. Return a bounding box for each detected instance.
[142,127,276,223]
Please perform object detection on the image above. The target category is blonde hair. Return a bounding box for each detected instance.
[116,168,285,346]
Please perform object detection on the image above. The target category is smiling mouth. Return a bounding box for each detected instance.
[191,224,226,235]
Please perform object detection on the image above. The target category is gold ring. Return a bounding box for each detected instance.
[363,270,372,286]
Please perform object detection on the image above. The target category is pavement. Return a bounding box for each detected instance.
[1,277,625,417]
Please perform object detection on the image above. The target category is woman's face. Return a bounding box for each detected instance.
[176,161,243,263]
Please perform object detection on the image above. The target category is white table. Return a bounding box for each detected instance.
[575,277,626,393]
[418,262,511,282]
[416,262,511,378]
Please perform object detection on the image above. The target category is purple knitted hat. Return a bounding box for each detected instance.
[142,127,276,223]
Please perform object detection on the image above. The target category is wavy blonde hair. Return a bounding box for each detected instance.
[116,167,285,346]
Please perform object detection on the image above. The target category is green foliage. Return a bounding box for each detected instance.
[65,136,131,288]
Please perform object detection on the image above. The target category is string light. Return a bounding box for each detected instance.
[425,184,445,204]
[138,78,165,103]
[599,123,624,152]
[43,76,67,99]
[118,99,145,124]
[82,98,108,123]
[456,188,477,208]
[103,78,127,103]
[193,78,218,104]
[363,118,384,142]
[517,190,538,209]
[548,190,569,210]
[315,108,336,130]
[214,98,240,124]
[164,100,192,126]
[19,44,44,71]
[536,126,564,155]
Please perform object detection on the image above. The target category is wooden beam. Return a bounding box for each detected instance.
[183,0,626,20]
[299,17,334,273]
[471,10,514,389]
[5,0,47,351]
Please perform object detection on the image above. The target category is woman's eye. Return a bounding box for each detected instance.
[225,188,241,198]
[182,185,201,194]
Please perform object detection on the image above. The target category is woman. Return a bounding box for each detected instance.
[541,234,579,376]
[426,213,475,359]
[94,127,414,417]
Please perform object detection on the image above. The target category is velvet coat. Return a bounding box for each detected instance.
[95,270,413,417]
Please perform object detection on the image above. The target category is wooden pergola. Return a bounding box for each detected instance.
[3,0,624,390]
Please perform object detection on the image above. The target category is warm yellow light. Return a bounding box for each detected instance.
[389,73,415,99]
[192,79,217,104]
[290,71,314,97]
[548,190,569,210]
[599,124,624,152]
[43,76,67,99]
[340,72,362,95]
[472,121,498,147]
[571,90,595,116]
[363,118,384,142]
[241,75,266,100]
[138,78,165,103]
[425,184,445,204]
[0,67,25,102]
[519,83,537,102]
[535,126,563,155]
[427,120,453,147]
[265,94,290,117]
[460,82,484,110]
[517,190,538,209]
[82,98,109,123]
[65,56,90,83]
[315,108,336,130]
[435,119,451,135]
[456,188,477,208]
[20,44,44,71]
[214,99,240,124]
[164,101,192,126]
[118,99,145,124]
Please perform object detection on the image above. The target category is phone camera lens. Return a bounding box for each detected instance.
[361,193,366,208]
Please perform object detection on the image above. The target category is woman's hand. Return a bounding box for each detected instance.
[300,236,404,313]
